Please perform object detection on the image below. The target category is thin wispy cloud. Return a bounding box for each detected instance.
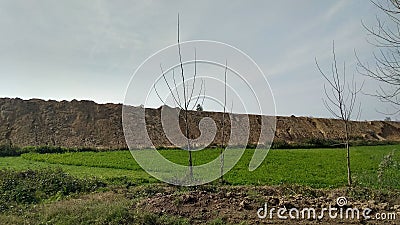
[324,0,349,21]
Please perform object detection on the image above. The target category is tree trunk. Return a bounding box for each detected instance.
[344,121,352,186]
[185,111,193,180]
[220,116,225,183]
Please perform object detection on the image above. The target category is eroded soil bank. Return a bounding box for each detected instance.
[1,98,400,149]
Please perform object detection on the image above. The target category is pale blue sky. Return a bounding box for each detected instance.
[0,0,397,120]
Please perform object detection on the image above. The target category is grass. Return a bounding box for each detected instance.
[0,168,106,211]
[0,190,190,225]
[0,155,156,184]
[0,145,399,225]
[0,145,397,188]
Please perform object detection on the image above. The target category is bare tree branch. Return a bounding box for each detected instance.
[172,68,182,106]
[190,79,205,111]
[316,42,363,186]
[159,64,183,109]
[357,0,400,112]
[177,14,187,110]
[153,14,198,180]
[188,49,198,107]
[153,84,166,106]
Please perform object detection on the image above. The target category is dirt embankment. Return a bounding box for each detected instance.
[0,98,399,149]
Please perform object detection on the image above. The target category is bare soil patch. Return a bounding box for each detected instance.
[135,185,400,224]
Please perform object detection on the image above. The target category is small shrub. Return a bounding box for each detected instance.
[0,168,106,211]
[271,140,291,149]
[377,150,400,187]
[0,145,20,157]
[0,145,107,157]
[32,145,64,154]
[304,138,341,148]
[208,218,228,225]
[139,213,190,225]
[355,149,400,189]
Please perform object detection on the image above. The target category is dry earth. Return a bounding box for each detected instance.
[1,98,399,149]
[131,185,400,224]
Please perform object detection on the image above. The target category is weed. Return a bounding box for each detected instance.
[0,168,106,211]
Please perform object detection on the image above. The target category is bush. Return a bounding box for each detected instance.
[0,168,106,211]
[303,138,341,148]
[138,213,190,225]
[355,150,400,189]
[271,140,291,149]
[0,146,105,157]
[32,145,64,154]
[0,145,20,157]
[269,138,400,149]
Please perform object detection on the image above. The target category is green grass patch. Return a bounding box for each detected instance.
[0,156,156,184]
[1,145,399,188]
[0,168,106,211]
[0,190,189,225]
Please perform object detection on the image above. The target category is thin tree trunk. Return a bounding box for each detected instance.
[185,110,193,179]
[344,121,352,186]
[220,112,225,183]
[220,61,227,183]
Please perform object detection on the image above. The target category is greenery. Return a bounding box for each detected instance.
[0,189,189,225]
[270,138,400,149]
[0,144,398,224]
[0,145,123,157]
[0,182,398,225]
[2,139,398,157]
[0,145,21,157]
[356,150,400,189]
[0,145,397,188]
[0,168,106,211]
[0,156,157,184]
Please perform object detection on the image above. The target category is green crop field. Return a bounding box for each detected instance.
[1,145,399,188]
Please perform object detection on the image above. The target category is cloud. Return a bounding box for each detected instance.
[323,0,349,21]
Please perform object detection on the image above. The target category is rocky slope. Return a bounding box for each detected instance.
[0,98,399,149]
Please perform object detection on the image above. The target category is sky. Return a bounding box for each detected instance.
[0,0,398,121]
